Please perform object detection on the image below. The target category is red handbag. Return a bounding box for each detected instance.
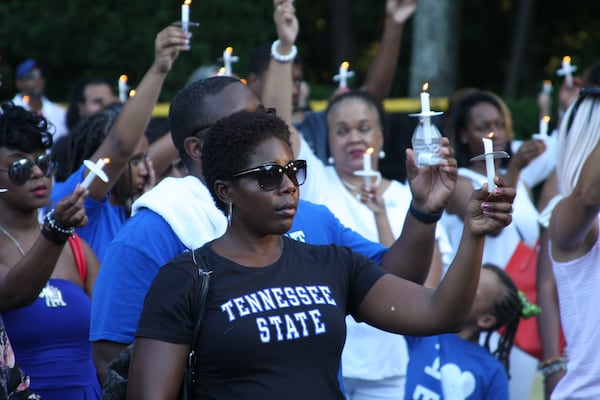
[504,240,565,360]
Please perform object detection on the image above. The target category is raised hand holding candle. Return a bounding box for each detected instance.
[223,47,240,77]
[118,75,128,103]
[333,61,355,89]
[483,133,495,192]
[181,0,191,34]
[81,158,110,189]
[556,56,577,88]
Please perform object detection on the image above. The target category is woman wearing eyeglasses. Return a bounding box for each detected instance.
[0,102,101,399]
[547,86,600,399]
[127,110,515,399]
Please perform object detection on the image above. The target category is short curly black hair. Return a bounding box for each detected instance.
[53,102,122,181]
[202,110,291,212]
[0,101,52,152]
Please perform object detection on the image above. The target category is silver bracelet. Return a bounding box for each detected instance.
[44,210,75,235]
[271,39,298,63]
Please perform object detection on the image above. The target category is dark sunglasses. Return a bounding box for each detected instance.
[566,86,600,133]
[231,159,307,191]
[0,154,57,185]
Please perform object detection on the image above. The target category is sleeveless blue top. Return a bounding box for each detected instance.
[2,279,101,400]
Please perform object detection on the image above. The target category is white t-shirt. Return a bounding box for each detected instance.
[298,135,414,382]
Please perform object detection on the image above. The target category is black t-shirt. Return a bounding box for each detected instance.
[137,236,386,399]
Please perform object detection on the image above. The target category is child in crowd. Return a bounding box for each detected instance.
[404,263,531,400]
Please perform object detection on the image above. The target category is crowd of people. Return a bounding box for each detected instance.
[0,0,598,399]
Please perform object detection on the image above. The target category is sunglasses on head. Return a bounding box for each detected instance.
[566,86,600,133]
[0,154,57,185]
[231,159,307,191]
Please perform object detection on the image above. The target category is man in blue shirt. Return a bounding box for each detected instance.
[91,74,457,384]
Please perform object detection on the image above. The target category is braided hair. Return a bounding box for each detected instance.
[53,102,121,181]
[480,263,522,376]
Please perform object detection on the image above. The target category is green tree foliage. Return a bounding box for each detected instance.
[0,0,598,120]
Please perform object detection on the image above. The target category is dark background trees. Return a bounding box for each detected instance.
[0,0,598,138]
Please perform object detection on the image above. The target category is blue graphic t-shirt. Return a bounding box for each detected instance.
[405,333,508,400]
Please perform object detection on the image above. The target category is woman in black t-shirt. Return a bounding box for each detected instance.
[127,111,515,400]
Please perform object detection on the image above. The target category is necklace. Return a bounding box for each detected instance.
[0,225,25,255]
[0,224,67,308]
[340,174,382,197]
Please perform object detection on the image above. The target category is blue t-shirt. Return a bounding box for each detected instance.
[91,199,385,344]
[49,164,126,261]
[404,333,508,400]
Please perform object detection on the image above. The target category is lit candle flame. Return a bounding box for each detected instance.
[23,95,30,104]
[422,82,429,92]
[129,89,136,97]
[217,67,226,76]
[543,79,551,86]
[225,46,233,55]
[240,78,248,85]
[103,158,111,164]
[184,0,191,5]
[366,147,374,155]
[487,132,494,139]
[563,56,571,64]
[341,61,350,69]
[119,75,128,83]
[543,115,550,123]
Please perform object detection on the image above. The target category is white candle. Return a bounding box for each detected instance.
[420,83,432,143]
[333,61,354,89]
[482,135,495,192]
[420,83,431,114]
[81,158,110,189]
[118,75,128,103]
[542,80,552,95]
[539,116,550,138]
[181,0,191,33]
[557,56,577,88]
[562,57,572,87]
[223,47,239,77]
[363,148,374,188]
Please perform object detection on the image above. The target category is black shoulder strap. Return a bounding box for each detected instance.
[182,247,211,398]
[191,251,210,359]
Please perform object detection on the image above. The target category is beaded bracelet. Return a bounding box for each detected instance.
[538,357,567,378]
[41,209,75,245]
[271,39,298,63]
[408,201,442,224]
